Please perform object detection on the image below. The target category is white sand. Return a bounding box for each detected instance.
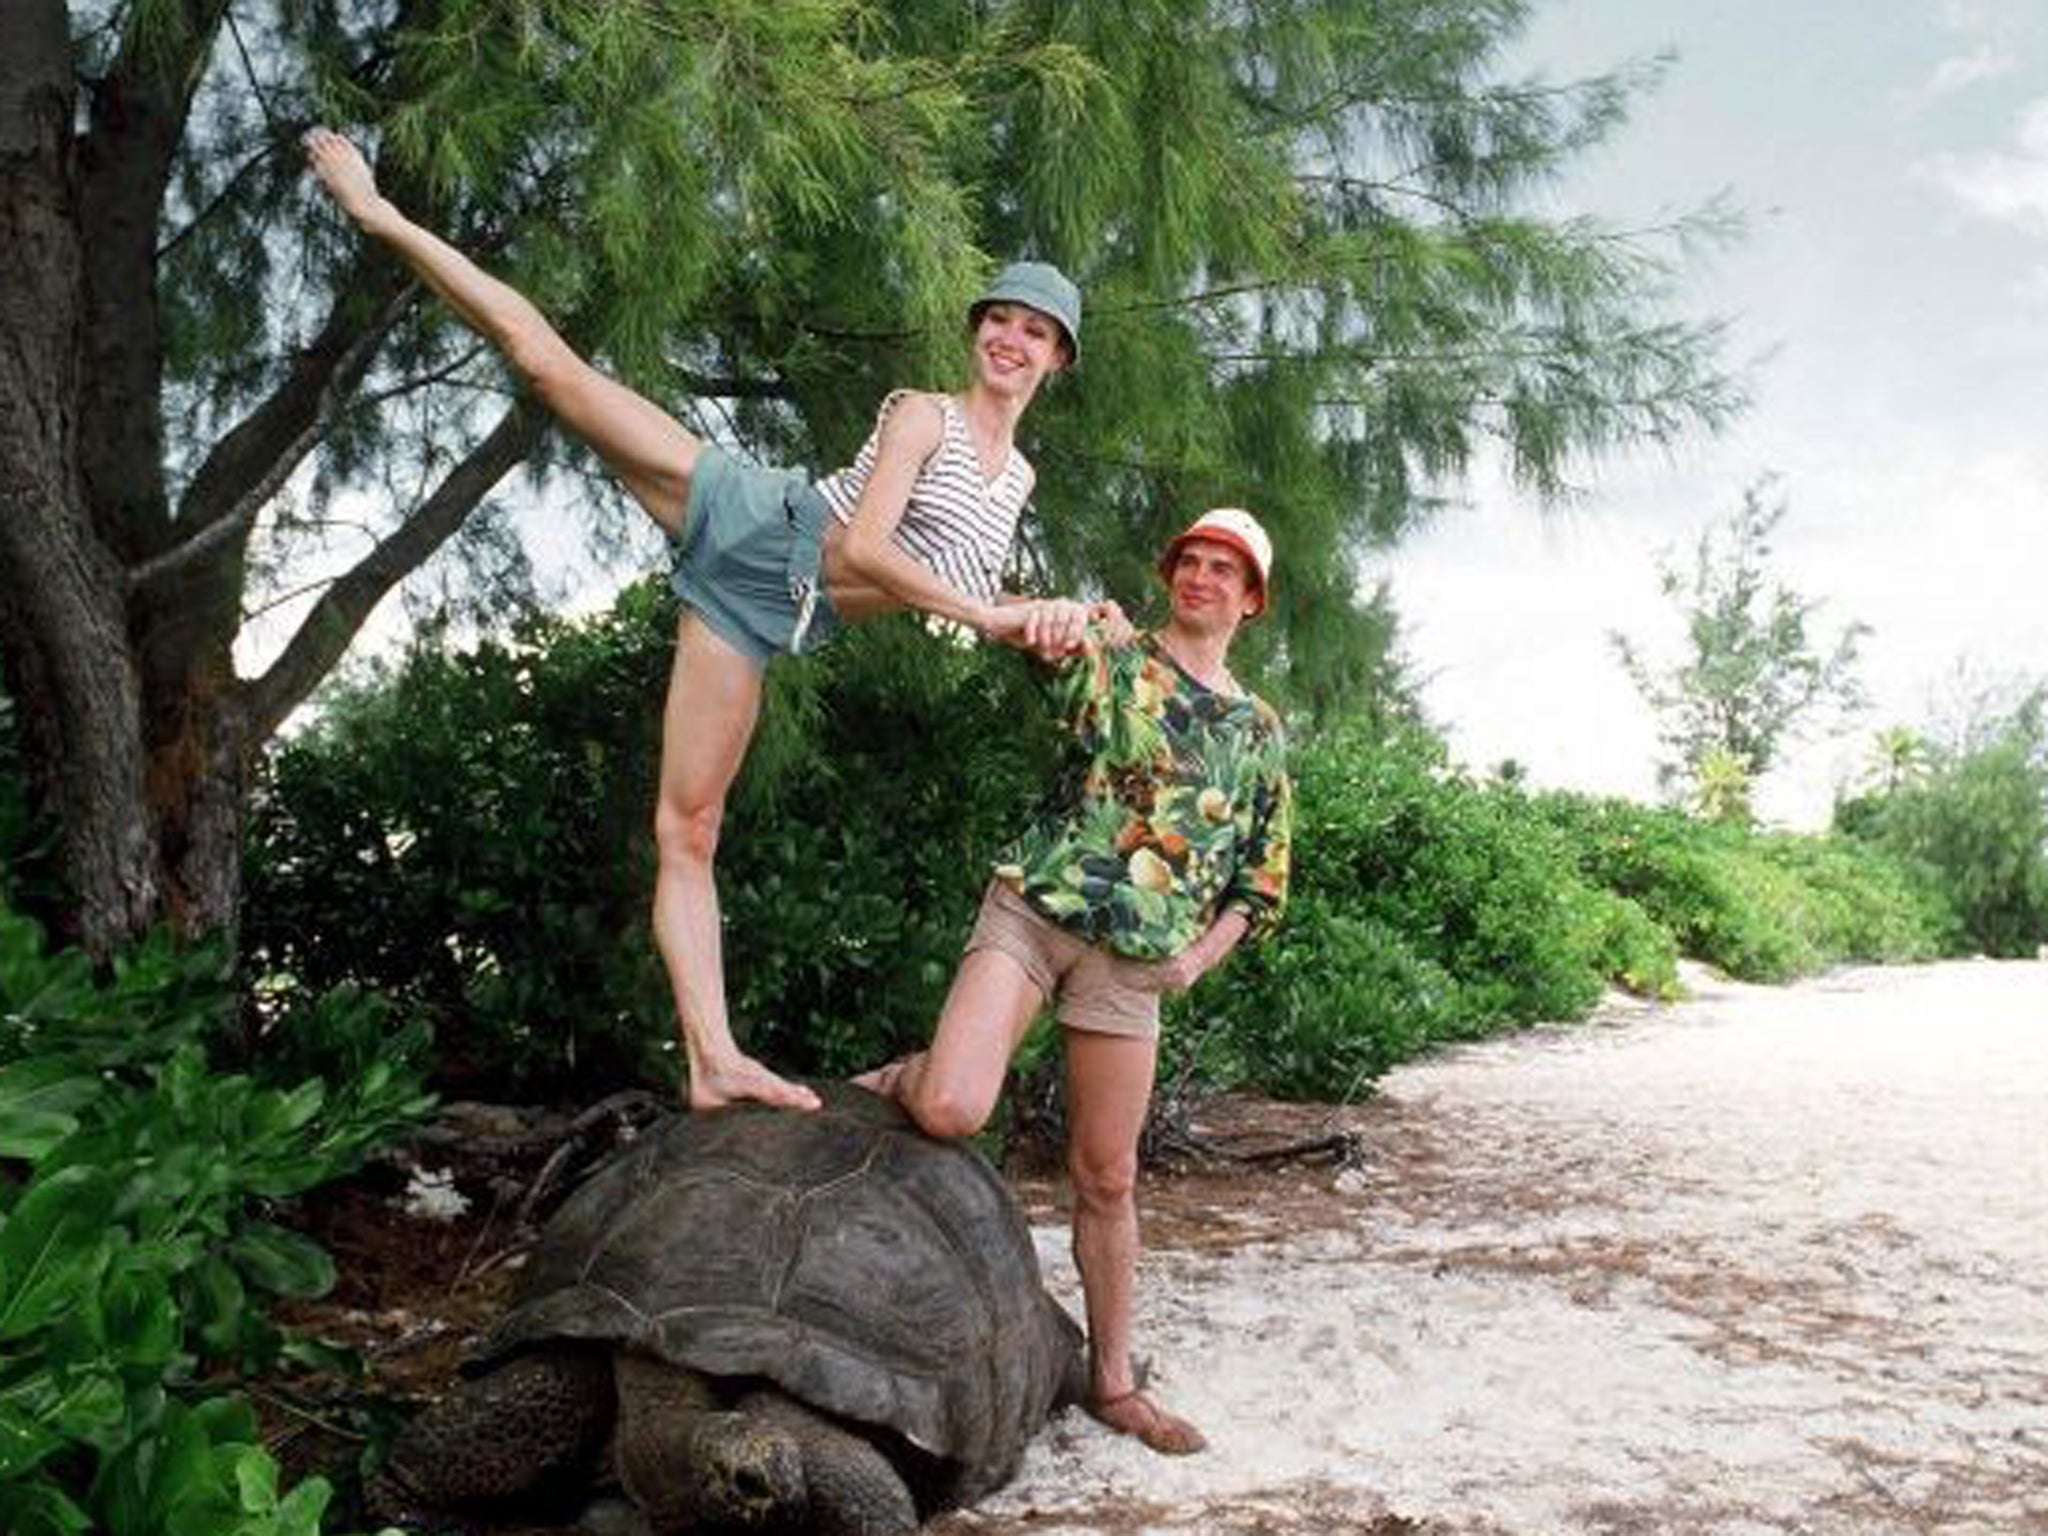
[959,959,2048,1535]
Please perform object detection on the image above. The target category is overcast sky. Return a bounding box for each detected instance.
[1378,0,2048,826]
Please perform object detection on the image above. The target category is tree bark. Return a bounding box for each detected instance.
[0,0,161,949]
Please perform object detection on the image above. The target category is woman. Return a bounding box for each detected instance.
[304,129,1104,1112]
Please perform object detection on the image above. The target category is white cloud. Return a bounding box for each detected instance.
[1906,45,2017,107]
[1917,97,2048,231]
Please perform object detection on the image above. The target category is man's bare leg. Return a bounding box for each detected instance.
[653,614,818,1111]
[1063,1029,1206,1454]
[855,949,1042,1138]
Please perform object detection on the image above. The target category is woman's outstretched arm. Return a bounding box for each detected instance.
[303,128,699,534]
[825,394,1090,655]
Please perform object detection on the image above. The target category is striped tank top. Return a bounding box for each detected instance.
[813,391,1035,601]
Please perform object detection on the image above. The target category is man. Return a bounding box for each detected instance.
[859,508,1292,1456]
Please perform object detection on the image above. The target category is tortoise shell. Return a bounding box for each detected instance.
[479,1083,1082,1505]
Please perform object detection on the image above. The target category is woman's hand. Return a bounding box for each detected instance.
[1023,597,1091,658]
[303,127,392,234]
[983,597,1090,659]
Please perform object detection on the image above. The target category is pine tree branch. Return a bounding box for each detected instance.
[156,136,291,261]
[243,401,546,742]
[136,271,418,594]
[74,0,236,560]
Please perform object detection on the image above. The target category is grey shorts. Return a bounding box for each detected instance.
[965,879,1162,1040]
[667,444,845,667]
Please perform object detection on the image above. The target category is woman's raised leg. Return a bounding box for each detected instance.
[304,128,700,534]
[653,613,819,1110]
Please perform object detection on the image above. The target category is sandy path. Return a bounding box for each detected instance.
[942,958,2048,1536]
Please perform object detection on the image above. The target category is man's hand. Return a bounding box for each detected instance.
[1106,951,1203,995]
[1089,598,1136,648]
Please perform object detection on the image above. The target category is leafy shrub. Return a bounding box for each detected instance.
[1173,721,1660,1102]
[1534,792,1943,979]
[247,585,1056,1098]
[247,590,675,1093]
[1190,894,1462,1100]
[1291,723,1613,1027]
[247,584,1965,1113]
[0,905,432,1536]
[1752,831,1945,964]
[1580,886,1683,1000]
[1837,695,2048,958]
[0,688,63,922]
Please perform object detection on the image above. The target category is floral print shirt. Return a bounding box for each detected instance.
[994,631,1292,960]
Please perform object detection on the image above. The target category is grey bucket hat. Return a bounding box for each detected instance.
[968,260,1082,363]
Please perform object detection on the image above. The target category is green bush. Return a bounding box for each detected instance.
[1581,885,1684,1000]
[1189,894,1462,1100]
[247,590,675,1093]
[0,689,62,923]
[1752,831,1946,964]
[1534,793,1943,979]
[247,586,1966,1111]
[1837,696,2048,958]
[1176,722,1663,1101]
[1293,724,1614,1027]
[247,585,1056,1098]
[0,905,432,1536]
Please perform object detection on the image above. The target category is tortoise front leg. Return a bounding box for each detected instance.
[369,1345,614,1527]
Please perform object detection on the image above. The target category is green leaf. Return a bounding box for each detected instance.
[0,1168,116,1340]
[0,1060,101,1159]
[148,1406,231,1536]
[186,1254,246,1355]
[232,1444,279,1513]
[227,1225,335,1300]
[100,1268,183,1371]
[0,1477,94,1536]
[0,1401,65,1479]
[45,1367,123,1440]
[272,1474,333,1536]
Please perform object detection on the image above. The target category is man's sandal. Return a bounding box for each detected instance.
[1083,1389,1208,1455]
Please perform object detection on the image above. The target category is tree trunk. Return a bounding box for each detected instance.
[0,0,250,954]
[0,0,159,951]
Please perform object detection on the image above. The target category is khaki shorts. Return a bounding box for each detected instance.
[965,880,1161,1040]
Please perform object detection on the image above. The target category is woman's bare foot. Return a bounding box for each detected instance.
[1084,1388,1207,1456]
[686,1053,821,1112]
[303,127,391,231]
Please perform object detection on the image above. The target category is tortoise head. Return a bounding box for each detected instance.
[697,1418,806,1526]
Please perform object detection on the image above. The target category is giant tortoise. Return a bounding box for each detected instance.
[371,1084,1084,1534]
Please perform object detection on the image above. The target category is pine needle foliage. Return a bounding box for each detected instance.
[149,0,1735,718]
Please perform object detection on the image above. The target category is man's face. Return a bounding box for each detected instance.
[1167,538,1261,630]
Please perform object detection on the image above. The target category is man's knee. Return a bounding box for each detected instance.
[904,1076,996,1141]
[1067,1142,1139,1210]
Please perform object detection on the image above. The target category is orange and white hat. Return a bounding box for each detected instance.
[1158,507,1273,616]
